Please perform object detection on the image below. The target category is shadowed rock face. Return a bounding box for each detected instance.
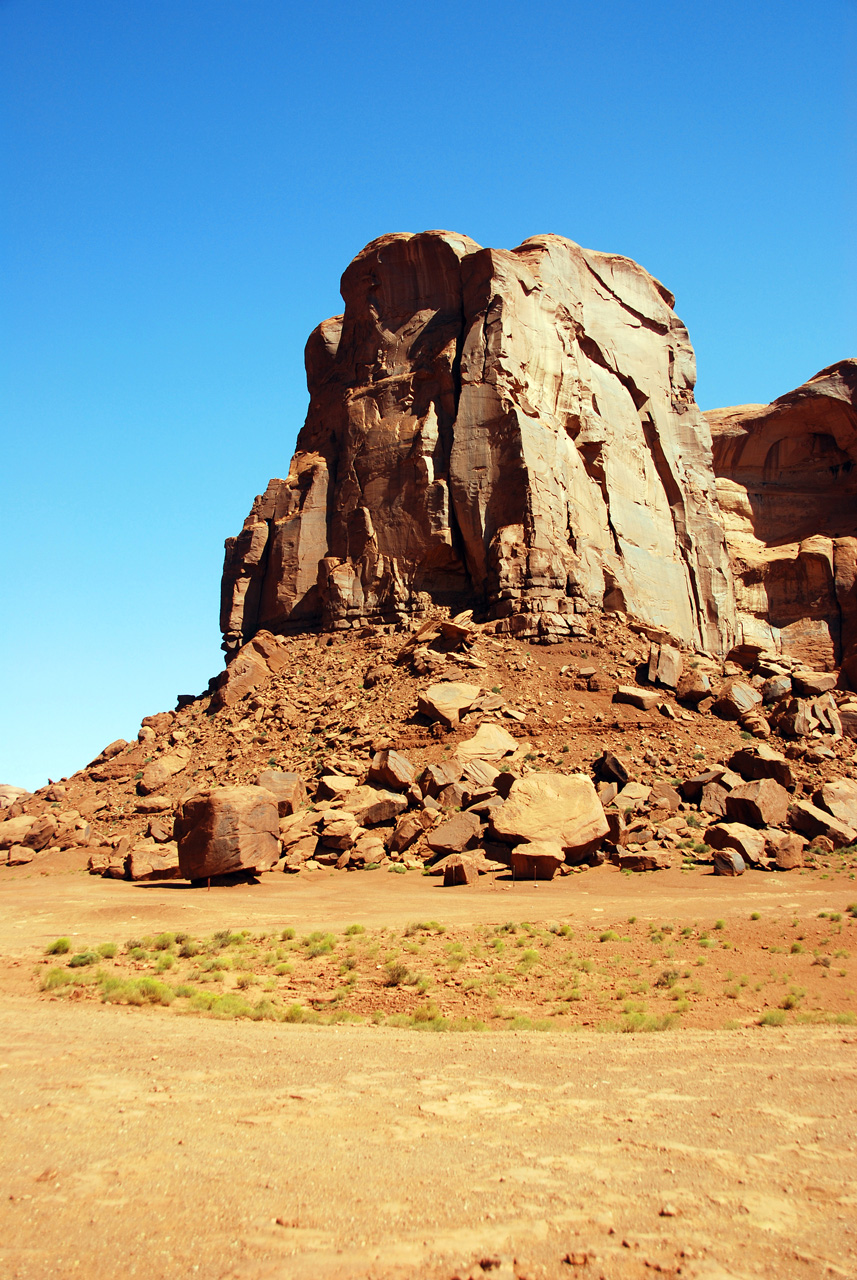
[707,360,857,672]
[221,230,735,655]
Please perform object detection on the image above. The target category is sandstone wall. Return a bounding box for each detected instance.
[706,360,857,674]
[222,230,736,656]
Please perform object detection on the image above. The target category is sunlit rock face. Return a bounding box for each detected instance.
[221,230,735,655]
[707,360,857,672]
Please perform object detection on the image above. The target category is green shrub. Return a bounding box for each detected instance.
[45,937,71,956]
[41,967,71,990]
[68,951,99,968]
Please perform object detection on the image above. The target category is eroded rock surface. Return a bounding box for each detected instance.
[222,231,735,655]
[707,360,857,671]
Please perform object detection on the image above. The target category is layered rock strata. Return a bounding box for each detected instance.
[222,231,735,655]
[707,361,857,672]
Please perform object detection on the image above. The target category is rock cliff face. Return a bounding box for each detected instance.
[707,361,857,674]
[221,230,736,655]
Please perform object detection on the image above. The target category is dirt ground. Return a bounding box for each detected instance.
[1,868,856,1280]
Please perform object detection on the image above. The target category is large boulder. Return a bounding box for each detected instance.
[815,779,857,829]
[454,722,517,764]
[491,772,608,863]
[510,840,565,880]
[256,769,306,816]
[221,230,734,653]
[0,814,37,849]
[127,840,181,881]
[727,744,794,790]
[790,801,856,848]
[341,785,407,826]
[139,747,191,795]
[425,811,482,855]
[367,749,416,791]
[417,683,482,729]
[705,822,766,866]
[725,778,790,828]
[176,785,280,880]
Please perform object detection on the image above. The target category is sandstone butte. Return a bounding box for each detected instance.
[706,359,857,676]
[221,231,856,677]
[221,230,738,658]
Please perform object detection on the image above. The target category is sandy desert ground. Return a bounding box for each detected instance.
[1,866,856,1280]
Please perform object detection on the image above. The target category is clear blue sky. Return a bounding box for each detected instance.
[2,0,855,791]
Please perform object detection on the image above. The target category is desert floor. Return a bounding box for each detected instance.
[1,865,855,1280]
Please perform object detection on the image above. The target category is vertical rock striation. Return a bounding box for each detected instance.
[222,231,735,656]
[707,360,857,672]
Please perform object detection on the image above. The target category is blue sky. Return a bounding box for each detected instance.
[2,0,855,790]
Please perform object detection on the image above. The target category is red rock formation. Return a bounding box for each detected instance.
[222,230,736,656]
[707,360,857,674]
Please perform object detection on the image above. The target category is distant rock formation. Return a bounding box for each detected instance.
[221,231,735,655]
[707,360,857,673]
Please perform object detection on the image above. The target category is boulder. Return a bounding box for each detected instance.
[764,828,807,870]
[680,769,724,801]
[419,760,464,797]
[209,630,291,708]
[0,814,37,849]
[705,822,766,866]
[614,782,651,813]
[815,778,857,828]
[675,669,712,704]
[367,749,416,791]
[21,813,58,852]
[793,670,839,696]
[491,773,608,863]
[176,785,280,880]
[510,839,565,880]
[222,231,734,654]
[594,751,631,786]
[139,748,191,795]
[700,783,729,817]
[0,785,30,811]
[615,847,677,872]
[134,794,174,814]
[127,840,181,881]
[256,768,306,816]
[87,847,125,877]
[388,811,432,854]
[761,674,792,703]
[426,810,482,855]
[649,781,681,813]
[728,744,794,789]
[614,686,660,712]
[647,643,683,689]
[460,758,502,789]
[454,723,517,764]
[417,683,482,729]
[341,785,408,826]
[713,848,745,876]
[725,779,790,828]
[443,854,480,886]
[712,680,762,720]
[316,774,358,801]
[790,801,857,848]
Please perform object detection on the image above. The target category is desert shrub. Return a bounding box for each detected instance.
[302,931,335,957]
[45,937,70,956]
[42,967,71,990]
